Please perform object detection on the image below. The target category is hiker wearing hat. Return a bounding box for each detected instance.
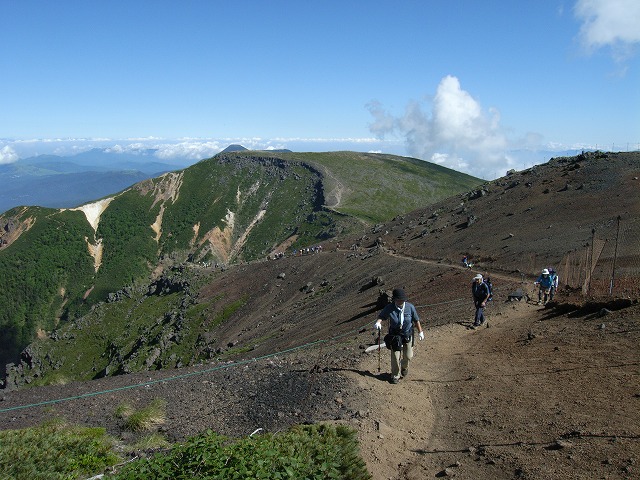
[374,288,424,384]
[471,274,490,328]
[534,268,553,305]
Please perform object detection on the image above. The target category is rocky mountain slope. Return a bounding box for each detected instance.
[0,151,638,479]
[367,151,640,297]
[0,151,480,375]
[4,151,638,387]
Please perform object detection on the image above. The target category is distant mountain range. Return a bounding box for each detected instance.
[0,148,192,214]
[0,146,300,214]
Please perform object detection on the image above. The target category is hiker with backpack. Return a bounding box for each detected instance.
[374,288,424,384]
[548,268,559,301]
[471,274,490,329]
[534,268,553,304]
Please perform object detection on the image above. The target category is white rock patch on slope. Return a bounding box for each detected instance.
[197,209,236,263]
[71,197,114,271]
[149,172,184,243]
[72,198,114,233]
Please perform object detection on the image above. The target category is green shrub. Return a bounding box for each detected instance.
[91,191,159,301]
[121,399,167,433]
[0,419,120,480]
[0,419,370,480]
[114,402,135,420]
[0,208,95,367]
[110,423,370,479]
[130,432,171,451]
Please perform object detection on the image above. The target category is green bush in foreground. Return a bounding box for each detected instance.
[0,420,370,480]
[110,423,371,480]
[119,398,167,433]
[0,420,120,480]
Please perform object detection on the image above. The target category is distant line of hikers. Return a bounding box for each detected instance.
[269,245,324,260]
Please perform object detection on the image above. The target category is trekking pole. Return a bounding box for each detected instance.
[377,330,381,373]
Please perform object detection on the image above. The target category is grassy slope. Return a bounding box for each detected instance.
[263,151,482,222]
[157,157,331,261]
[0,207,95,369]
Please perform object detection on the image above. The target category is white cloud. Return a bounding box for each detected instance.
[104,144,129,154]
[269,136,381,144]
[153,141,223,160]
[96,140,224,161]
[2,136,400,164]
[367,75,516,179]
[575,0,640,61]
[366,101,398,138]
[0,145,19,164]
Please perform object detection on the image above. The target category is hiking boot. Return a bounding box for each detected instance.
[401,368,408,377]
[390,377,399,384]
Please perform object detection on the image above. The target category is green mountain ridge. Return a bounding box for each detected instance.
[0,151,481,379]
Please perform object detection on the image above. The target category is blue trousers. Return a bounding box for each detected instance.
[474,304,485,326]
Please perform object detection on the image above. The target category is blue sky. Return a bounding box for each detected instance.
[1,0,639,179]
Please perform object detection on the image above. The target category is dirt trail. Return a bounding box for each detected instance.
[346,308,502,480]
[387,250,527,286]
[343,298,640,479]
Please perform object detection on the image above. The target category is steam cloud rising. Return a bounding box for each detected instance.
[367,75,515,179]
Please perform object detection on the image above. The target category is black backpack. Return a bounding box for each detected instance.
[485,279,493,300]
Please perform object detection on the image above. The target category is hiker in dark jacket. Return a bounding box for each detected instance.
[471,274,490,328]
[548,268,559,301]
[374,288,424,384]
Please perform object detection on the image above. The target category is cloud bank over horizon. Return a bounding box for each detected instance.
[0,136,407,169]
[0,129,626,181]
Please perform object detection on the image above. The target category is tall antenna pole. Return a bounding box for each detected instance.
[587,228,595,296]
[609,216,621,295]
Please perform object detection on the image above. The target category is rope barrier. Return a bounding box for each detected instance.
[0,297,468,414]
[415,298,467,309]
[0,326,365,414]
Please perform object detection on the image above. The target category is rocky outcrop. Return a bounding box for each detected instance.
[0,210,35,250]
[3,265,198,390]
